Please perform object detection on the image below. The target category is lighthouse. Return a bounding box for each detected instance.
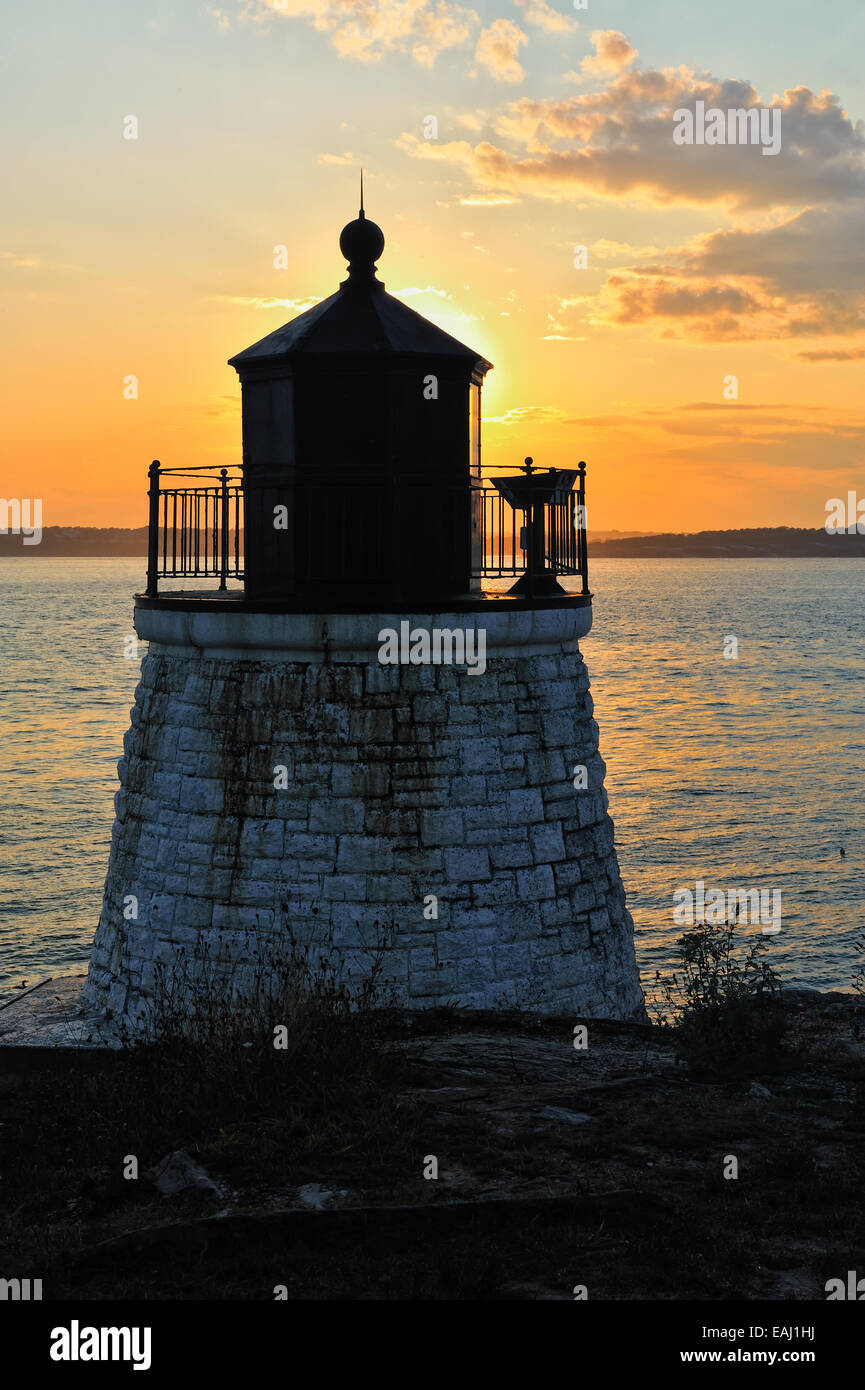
[84,201,645,1028]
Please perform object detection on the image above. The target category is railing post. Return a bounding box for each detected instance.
[524,457,546,598]
[146,460,160,597]
[577,459,587,593]
[219,468,229,590]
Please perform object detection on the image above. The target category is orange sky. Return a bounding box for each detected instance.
[2,2,863,532]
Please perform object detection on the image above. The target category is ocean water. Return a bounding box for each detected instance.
[1,557,862,999]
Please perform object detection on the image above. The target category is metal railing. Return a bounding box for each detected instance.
[477,464,586,581]
[144,460,588,597]
[146,462,243,596]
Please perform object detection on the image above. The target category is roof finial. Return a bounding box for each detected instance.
[339,182,385,287]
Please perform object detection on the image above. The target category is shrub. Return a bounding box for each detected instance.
[853,936,865,1000]
[655,919,787,1081]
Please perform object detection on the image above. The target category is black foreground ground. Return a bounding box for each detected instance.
[1,992,863,1300]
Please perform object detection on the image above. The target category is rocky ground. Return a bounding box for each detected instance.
[1,983,863,1299]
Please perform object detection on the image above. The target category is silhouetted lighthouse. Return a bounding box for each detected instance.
[85,200,644,1028]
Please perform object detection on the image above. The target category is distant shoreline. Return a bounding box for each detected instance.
[2,525,864,559]
[590,528,865,558]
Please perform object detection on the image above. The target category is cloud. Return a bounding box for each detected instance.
[0,249,85,274]
[475,18,528,85]
[206,8,233,32]
[245,0,478,68]
[796,346,865,361]
[399,41,865,350]
[400,60,865,210]
[590,206,865,342]
[590,238,659,261]
[318,151,355,165]
[393,284,451,297]
[563,402,865,489]
[512,0,576,34]
[485,404,567,423]
[458,191,522,204]
[670,206,865,295]
[1,250,41,269]
[581,29,637,77]
[217,294,322,311]
[595,276,765,337]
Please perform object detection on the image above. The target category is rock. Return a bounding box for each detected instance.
[749,1082,774,1100]
[146,1150,221,1197]
[539,1105,593,1126]
[296,1183,348,1211]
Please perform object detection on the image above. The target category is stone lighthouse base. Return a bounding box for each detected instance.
[84,603,645,1029]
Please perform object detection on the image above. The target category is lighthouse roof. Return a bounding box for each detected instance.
[228,203,492,374]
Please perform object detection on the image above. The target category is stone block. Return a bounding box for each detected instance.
[323,874,368,902]
[179,778,225,814]
[443,847,491,883]
[420,809,464,846]
[516,864,556,901]
[366,874,415,903]
[507,788,545,825]
[393,847,443,875]
[460,738,502,773]
[449,775,487,805]
[490,839,534,870]
[309,800,365,834]
[530,823,566,864]
[336,836,394,873]
[240,819,285,858]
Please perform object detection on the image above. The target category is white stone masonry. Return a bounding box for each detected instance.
[84,605,645,1026]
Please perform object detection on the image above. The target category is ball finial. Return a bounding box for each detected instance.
[340,176,385,283]
[339,216,385,271]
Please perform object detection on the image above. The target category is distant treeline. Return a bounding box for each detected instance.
[589,527,865,558]
[1,525,864,558]
[0,527,150,556]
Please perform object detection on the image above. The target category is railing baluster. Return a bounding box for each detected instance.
[584,461,589,592]
[146,461,160,597]
[234,487,240,577]
[219,469,229,590]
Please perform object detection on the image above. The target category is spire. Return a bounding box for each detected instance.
[339,178,385,288]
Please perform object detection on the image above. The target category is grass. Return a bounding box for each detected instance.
[0,930,427,1288]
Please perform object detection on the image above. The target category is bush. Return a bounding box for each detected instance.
[655,919,788,1081]
[853,936,865,999]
